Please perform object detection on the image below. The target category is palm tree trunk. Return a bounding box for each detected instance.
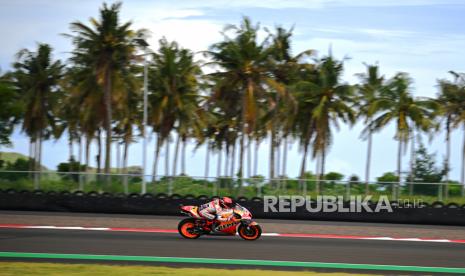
[300,142,309,178]
[282,137,288,191]
[224,146,229,177]
[237,78,253,189]
[300,141,309,195]
[165,139,172,195]
[96,129,102,175]
[35,134,42,190]
[122,139,129,194]
[365,129,373,196]
[181,137,186,175]
[230,141,236,178]
[282,136,288,178]
[247,137,252,178]
[396,139,402,200]
[85,136,91,185]
[103,68,112,177]
[165,138,170,176]
[68,136,73,161]
[276,138,281,190]
[269,131,275,179]
[152,135,161,182]
[461,123,465,196]
[315,153,321,195]
[253,139,259,176]
[445,120,451,199]
[217,146,222,178]
[172,135,180,177]
[270,86,280,181]
[28,138,33,162]
[39,135,43,184]
[29,138,35,183]
[320,146,326,194]
[204,142,210,179]
[78,136,83,163]
[31,138,37,189]
[238,126,245,186]
[409,130,415,196]
[276,139,281,177]
[116,140,121,174]
[78,136,83,190]
[28,138,34,173]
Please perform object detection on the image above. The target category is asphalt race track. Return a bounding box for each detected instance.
[1,227,465,274]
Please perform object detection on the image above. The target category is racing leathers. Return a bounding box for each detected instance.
[198,199,233,231]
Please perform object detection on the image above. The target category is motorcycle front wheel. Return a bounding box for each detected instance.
[238,224,262,241]
[178,218,201,239]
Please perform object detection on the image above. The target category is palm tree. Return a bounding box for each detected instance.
[0,73,22,148]
[68,65,105,178]
[148,38,201,185]
[266,26,313,181]
[113,65,142,192]
[437,71,465,197]
[54,69,85,188]
[296,55,355,194]
[66,2,145,176]
[371,73,435,199]
[206,17,272,190]
[355,63,385,195]
[12,43,63,188]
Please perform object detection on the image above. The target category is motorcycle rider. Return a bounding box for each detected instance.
[198,196,235,231]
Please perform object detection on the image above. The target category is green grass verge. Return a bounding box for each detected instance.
[0,262,370,276]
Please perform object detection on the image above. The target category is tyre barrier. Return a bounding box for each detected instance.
[183,194,196,200]
[87,191,99,197]
[170,194,182,200]
[447,203,459,208]
[0,189,464,226]
[155,193,168,199]
[142,193,154,199]
[73,191,85,196]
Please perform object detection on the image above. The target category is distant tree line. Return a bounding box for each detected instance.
[0,2,464,197]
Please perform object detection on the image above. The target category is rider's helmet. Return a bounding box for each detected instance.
[220,196,234,208]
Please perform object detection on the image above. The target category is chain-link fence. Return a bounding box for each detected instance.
[0,171,464,204]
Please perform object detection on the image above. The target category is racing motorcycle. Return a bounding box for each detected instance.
[178,203,262,241]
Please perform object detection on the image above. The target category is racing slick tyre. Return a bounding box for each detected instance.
[238,224,262,241]
[178,218,201,239]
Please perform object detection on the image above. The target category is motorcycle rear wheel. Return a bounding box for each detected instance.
[238,224,262,241]
[178,218,201,239]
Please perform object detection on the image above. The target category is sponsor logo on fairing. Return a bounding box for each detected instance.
[215,221,238,231]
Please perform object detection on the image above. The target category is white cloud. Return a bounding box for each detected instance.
[134,19,223,53]
[325,158,355,177]
[138,0,465,10]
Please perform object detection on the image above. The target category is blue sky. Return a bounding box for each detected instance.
[1,0,464,181]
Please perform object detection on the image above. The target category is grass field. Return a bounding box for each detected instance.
[0,262,370,276]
